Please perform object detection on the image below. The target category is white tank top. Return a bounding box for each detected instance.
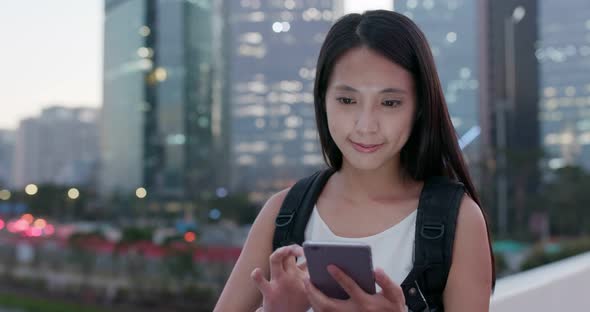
[300,205,416,311]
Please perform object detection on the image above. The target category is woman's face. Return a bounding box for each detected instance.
[325,47,417,172]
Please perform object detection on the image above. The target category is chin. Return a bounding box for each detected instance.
[343,156,391,172]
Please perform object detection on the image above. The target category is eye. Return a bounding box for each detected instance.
[336,97,356,105]
[382,100,402,107]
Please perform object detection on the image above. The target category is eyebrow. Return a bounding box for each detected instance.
[333,84,407,94]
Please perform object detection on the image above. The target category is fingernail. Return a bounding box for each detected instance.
[327,265,336,275]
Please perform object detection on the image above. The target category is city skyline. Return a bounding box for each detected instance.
[0,0,389,131]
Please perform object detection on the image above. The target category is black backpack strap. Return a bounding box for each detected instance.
[272,168,336,251]
[401,176,464,312]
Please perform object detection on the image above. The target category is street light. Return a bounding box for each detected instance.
[136,187,147,199]
[0,189,10,201]
[496,6,526,238]
[67,188,80,200]
[25,184,38,196]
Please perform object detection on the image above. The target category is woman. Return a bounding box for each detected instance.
[215,10,494,311]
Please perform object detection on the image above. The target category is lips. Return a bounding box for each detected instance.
[349,140,384,153]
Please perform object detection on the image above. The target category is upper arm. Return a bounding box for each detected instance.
[443,195,493,312]
[214,188,289,312]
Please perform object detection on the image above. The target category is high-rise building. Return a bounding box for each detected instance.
[227,0,343,198]
[13,106,100,188]
[394,0,482,179]
[537,0,590,171]
[479,0,540,236]
[101,0,228,200]
[0,130,15,187]
[396,0,540,236]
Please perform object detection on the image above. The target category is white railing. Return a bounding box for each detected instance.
[490,251,590,311]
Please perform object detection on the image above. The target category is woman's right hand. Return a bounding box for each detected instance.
[251,244,310,312]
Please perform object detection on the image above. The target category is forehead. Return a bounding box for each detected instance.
[328,47,414,92]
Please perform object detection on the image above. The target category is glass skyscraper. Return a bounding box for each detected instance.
[538,0,590,171]
[227,0,342,199]
[396,0,481,152]
[101,0,227,201]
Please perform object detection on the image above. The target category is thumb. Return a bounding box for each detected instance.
[375,268,405,304]
[251,268,272,296]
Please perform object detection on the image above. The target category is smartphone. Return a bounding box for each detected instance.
[302,241,376,299]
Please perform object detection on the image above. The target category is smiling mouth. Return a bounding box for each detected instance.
[349,140,384,153]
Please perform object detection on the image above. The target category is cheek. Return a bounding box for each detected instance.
[325,104,345,137]
[383,114,415,140]
[326,116,341,141]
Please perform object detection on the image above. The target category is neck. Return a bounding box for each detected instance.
[335,157,416,203]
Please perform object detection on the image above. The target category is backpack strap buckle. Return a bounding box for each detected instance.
[275,213,294,227]
[420,223,445,240]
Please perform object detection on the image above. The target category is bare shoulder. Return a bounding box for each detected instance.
[442,195,493,311]
[213,187,291,311]
[257,187,290,222]
[456,195,489,238]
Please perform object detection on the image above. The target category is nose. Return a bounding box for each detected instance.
[355,105,379,134]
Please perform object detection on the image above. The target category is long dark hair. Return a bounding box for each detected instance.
[314,10,495,288]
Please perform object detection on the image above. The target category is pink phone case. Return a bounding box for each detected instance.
[303,241,376,299]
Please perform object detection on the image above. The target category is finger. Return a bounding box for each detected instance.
[297,258,308,272]
[284,245,304,273]
[374,268,404,304]
[269,246,294,279]
[327,265,368,302]
[251,268,272,296]
[304,277,336,310]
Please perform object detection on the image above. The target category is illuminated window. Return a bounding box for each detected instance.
[198,117,209,128]
[460,68,471,79]
[237,155,256,166]
[544,133,560,145]
[272,22,283,33]
[235,105,266,117]
[272,155,286,166]
[166,134,186,145]
[285,116,302,128]
[302,154,323,166]
[544,87,557,97]
[446,32,457,43]
[545,99,558,111]
[579,132,590,145]
[240,32,263,44]
[283,129,297,140]
[236,141,268,153]
[238,44,266,58]
[284,0,295,10]
[304,142,315,152]
[304,130,317,139]
[548,158,565,170]
[245,11,265,22]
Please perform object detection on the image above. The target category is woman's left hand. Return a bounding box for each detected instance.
[304,265,406,312]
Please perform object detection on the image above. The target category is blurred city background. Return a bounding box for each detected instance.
[0,0,589,311]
